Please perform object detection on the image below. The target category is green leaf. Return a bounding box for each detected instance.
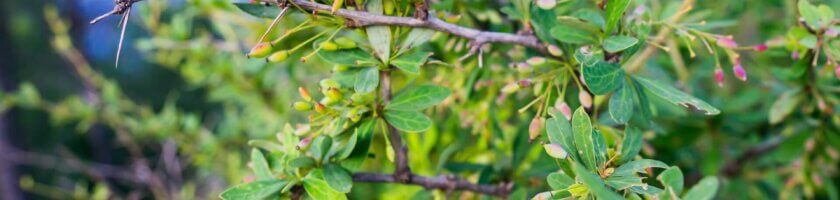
[574,9,606,30]
[572,163,623,200]
[391,51,432,74]
[574,48,604,67]
[682,176,719,200]
[546,116,580,162]
[398,28,435,54]
[609,82,634,124]
[250,149,272,181]
[605,175,644,190]
[572,107,597,170]
[547,172,575,190]
[310,136,333,162]
[289,157,316,168]
[303,169,348,200]
[335,129,359,160]
[583,61,624,95]
[614,159,668,177]
[384,110,432,132]
[365,0,391,62]
[341,120,376,170]
[317,48,379,66]
[220,179,289,200]
[593,130,608,169]
[233,3,282,19]
[618,127,643,164]
[385,85,451,111]
[354,67,379,93]
[323,164,353,193]
[550,17,602,45]
[769,88,803,124]
[604,0,631,34]
[658,167,684,199]
[798,0,823,29]
[603,35,639,53]
[633,76,720,115]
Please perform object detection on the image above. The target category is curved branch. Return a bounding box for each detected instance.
[269,0,548,54]
[353,173,513,197]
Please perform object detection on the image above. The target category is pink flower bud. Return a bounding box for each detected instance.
[792,51,800,60]
[753,44,768,52]
[733,64,747,81]
[556,101,572,120]
[533,192,552,200]
[543,144,568,159]
[296,136,313,150]
[817,98,829,113]
[714,68,725,87]
[518,79,533,87]
[716,36,738,49]
[579,91,592,109]
[827,28,838,38]
[529,117,544,142]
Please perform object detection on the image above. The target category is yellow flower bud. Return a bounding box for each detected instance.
[293,101,312,111]
[267,50,290,62]
[247,42,273,58]
[334,37,357,49]
[320,41,339,51]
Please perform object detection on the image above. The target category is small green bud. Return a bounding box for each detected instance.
[267,50,290,62]
[350,93,371,105]
[334,37,357,49]
[383,0,395,15]
[326,88,343,100]
[320,79,340,89]
[321,96,339,106]
[247,42,273,58]
[293,101,312,111]
[319,41,339,51]
[333,65,349,72]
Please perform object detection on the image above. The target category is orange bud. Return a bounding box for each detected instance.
[298,87,312,102]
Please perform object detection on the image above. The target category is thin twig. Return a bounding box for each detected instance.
[719,136,783,177]
[354,173,513,197]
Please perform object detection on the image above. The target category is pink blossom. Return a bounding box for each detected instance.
[716,36,739,49]
[753,44,768,52]
[827,28,838,38]
[733,64,747,81]
[714,68,725,87]
[792,51,800,60]
[579,91,592,109]
[529,117,544,141]
[556,101,572,120]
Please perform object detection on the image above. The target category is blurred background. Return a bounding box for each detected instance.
[1,0,839,199]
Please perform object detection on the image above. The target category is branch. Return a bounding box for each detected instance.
[719,136,783,177]
[379,70,412,182]
[267,0,548,54]
[353,173,513,197]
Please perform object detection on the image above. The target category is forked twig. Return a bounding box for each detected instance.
[89,0,141,67]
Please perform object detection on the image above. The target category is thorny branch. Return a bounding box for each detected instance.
[87,0,529,197]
